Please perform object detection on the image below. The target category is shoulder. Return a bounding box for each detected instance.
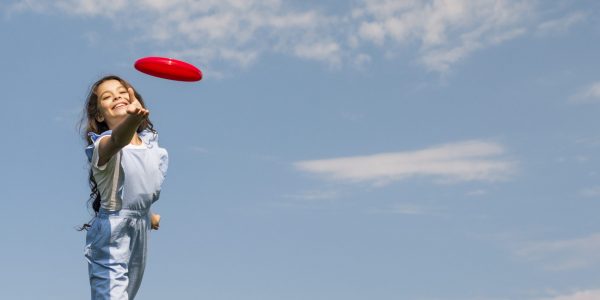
[88,130,113,143]
[139,129,159,143]
[139,129,166,151]
[85,130,113,162]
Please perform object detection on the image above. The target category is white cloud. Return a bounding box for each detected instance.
[4,0,581,72]
[3,0,49,14]
[352,0,533,72]
[358,22,386,45]
[293,41,342,66]
[537,12,587,35]
[569,82,600,104]
[55,0,128,16]
[6,0,338,68]
[516,233,600,271]
[368,203,443,216]
[420,41,482,73]
[539,289,600,300]
[283,190,340,201]
[294,140,516,185]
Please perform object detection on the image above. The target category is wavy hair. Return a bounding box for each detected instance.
[78,75,155,229]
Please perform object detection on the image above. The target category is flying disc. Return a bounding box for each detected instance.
[134,57,202,82]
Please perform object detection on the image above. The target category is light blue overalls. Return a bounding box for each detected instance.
[84,129,168,300]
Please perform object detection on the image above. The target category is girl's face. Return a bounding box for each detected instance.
[95,79,131,129]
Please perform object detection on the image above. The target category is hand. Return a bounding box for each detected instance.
[151,213,161,230]
[126,87,150,118]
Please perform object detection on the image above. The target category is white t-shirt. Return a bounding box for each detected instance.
[85,129,169,211]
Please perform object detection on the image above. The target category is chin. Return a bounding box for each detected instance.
[108,113,127,124]
[112,109,128,117]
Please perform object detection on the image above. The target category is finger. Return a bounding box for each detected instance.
[130,107,144,116]
[127,87,138,103]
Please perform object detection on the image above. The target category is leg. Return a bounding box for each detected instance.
[125,217,149,299]
[85,217,132,300]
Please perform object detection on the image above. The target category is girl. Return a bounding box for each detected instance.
[81,75,168,299]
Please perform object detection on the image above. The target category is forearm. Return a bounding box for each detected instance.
[110,114,145,148]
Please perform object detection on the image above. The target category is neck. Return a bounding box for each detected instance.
[130,133,142,145]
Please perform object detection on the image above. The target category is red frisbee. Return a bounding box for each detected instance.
[134,57,202,82]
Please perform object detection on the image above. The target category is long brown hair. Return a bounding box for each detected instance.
[79,75,156,219]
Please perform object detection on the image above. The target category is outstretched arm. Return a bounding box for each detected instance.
[97,87,149,167]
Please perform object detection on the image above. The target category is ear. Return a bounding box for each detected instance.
[95,114,104,123]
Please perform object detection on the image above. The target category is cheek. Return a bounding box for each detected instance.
[97,102,111,115]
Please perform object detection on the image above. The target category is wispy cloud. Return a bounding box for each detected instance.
[7,0,339,69]
[515,233,600,271]
[274,189,341,210]
[579,186,600,198]
[538,289,600,300]
[368,203,444,216]
[293,41,342,66]
[283,190,340,201]
[188,146,209,154]
[569,81,600,103]
[575,136,600,147]
[351,0,532,72]
[537,12,587,35]
[2,0,49,14]
[294,140,516,186]
[4,0,580,73]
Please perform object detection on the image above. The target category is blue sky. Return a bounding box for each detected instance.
[2,0,600,299]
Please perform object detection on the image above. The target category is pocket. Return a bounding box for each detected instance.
[84,220,96,259]
[84,218,105,258]
[85,218,100,241]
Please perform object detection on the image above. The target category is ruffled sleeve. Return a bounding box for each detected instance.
[84,130,113,171]
[158,146,169,179]
[140,130,169,179]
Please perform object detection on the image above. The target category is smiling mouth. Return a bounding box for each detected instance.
[114,103,128,109]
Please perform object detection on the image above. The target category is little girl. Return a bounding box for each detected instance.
[81,75,168,299]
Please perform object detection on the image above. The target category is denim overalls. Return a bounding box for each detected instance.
[84,129,168,299]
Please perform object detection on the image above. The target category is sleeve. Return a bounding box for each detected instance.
[158,147,169,179]
[85,130,116,171]
[140,130,169,178]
